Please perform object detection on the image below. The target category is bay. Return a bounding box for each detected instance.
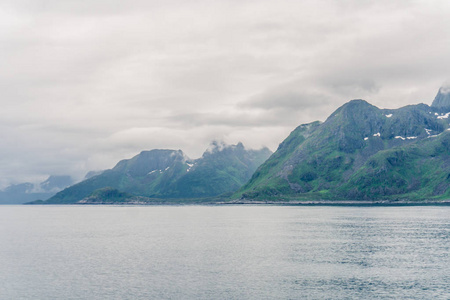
[0,205,449,299]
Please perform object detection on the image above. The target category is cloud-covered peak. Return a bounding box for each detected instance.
[439,81,450,95]
[205,140,238,155]
[206,140,226,152]
[432,84,450,109]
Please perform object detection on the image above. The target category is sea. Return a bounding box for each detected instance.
[0,205,449,299]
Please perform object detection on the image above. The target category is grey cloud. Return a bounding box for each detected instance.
[1,0,450,185]
[242,90,333,111]
[166,111,290,128]
[1,0,172,15]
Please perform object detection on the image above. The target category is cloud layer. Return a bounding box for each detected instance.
[1,0,450,186]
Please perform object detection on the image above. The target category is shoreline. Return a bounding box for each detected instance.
[22,199,450,206]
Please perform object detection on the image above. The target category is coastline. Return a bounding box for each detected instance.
[23,198,450,206]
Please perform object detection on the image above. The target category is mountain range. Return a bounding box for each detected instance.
[32,142,272,204]
[28,86,450,204]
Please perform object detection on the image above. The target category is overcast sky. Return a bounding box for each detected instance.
[1,0,450,187]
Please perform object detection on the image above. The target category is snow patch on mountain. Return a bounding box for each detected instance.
[437,112,450,119]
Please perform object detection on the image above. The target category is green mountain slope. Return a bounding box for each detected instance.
[38,143,272,204]
[236,92,450,202]
[340,131,450,200]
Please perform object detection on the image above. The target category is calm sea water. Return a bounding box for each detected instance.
[0,205,449,299]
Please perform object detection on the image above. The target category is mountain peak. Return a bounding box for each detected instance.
[339,99,373,110]
[324,99,380,127]
[329,99,375,116]
[113,149,188,175]
[431,86,450,109]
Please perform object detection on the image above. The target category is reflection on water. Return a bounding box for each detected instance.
[0,206,448,299]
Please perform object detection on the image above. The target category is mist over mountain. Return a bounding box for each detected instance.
[431,86,450,110]
[0,175,74,204]
[84,170,105,180]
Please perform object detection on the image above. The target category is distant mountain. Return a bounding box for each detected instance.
[235,88,450,203]
[35,142,272,204]
[0,175,75,204]
[39,175,74,193]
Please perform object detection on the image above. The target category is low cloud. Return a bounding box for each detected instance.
[1,0,450,186]
[440,81,450,94]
